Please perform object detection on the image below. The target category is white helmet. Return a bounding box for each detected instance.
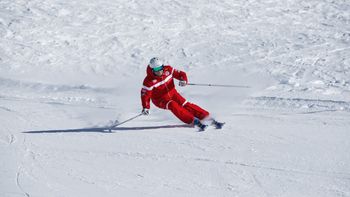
[149,57,163,69]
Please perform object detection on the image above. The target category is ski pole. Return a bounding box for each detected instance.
[108,113,143,132]
[187,83,251,88]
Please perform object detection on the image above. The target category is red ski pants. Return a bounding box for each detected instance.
[152,92,209,124]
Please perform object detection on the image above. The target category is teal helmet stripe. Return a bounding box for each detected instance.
[152,65,164,72]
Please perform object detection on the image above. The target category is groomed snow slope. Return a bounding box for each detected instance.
[1,0,350,196]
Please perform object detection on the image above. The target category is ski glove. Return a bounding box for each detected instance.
[179,80,187,87]
[142,108,149,115]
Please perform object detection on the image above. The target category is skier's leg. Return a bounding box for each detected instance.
[167,101,208,130]
[172,92,210,120]
[183,103,224,129]
[171,92,187,105]
[183,102,210,120]
[166,100,194,124]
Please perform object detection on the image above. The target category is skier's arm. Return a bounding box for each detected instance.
[141,82,152,109]
[172,68,188,85]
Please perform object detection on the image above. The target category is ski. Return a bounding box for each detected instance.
[197,124,208,132]
[212,121,225,129]
[194,119,225,132]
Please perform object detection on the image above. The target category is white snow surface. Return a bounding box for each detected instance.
[1,0,350,196]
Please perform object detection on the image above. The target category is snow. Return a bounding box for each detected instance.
[1,0,350,196]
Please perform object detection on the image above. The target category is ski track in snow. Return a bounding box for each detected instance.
[1,0,350,196]
[0,133,15,146]
[86,149,350,181]
[247,96,350,112]
[16,167,30,197]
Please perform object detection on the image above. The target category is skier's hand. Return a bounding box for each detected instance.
[179,80,187,87]
[142,108,149,115]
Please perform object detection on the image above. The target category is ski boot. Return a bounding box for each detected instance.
[211,119,225,129]
[193,118,208,132]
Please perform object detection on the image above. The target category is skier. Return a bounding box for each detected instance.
[140,57,224,131]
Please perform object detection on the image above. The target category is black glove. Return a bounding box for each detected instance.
[142,108,149,115]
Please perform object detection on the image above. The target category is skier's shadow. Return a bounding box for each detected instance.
[23,124,193,134]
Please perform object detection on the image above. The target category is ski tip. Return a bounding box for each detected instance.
[213,121,225,129]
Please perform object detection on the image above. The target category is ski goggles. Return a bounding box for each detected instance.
[152,65,164,72]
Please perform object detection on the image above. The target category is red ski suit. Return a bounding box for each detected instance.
[141,65,209,124]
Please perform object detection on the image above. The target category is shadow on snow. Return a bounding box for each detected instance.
[23,124,193,134]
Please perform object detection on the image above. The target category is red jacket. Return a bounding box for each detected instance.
[141,65,188,109]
